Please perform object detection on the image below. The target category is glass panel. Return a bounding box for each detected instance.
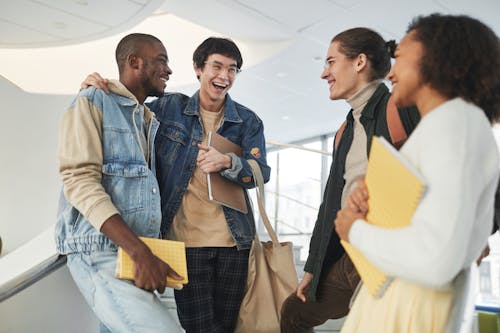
[255,141,324,262]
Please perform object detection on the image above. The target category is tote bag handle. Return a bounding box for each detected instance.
[247,159,280,247]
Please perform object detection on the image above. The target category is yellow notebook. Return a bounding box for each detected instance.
[341,136,426,297]
[116,237,188,285]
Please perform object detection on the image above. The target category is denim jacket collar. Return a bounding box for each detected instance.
[183,90,243,124]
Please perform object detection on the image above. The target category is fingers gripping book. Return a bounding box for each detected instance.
[206,131,248,214]
[341,136,426,297]
[116,237,189,287]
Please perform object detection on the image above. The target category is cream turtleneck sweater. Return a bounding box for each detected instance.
[341,80,383,208]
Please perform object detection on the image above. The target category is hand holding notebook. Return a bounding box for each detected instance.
[206,132,248,214]
[340,136,426,297]
[116,237,189,290]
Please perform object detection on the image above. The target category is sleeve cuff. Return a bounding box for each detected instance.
[348,218,367,247]
[86,199,120,231]
[220,153,243,180]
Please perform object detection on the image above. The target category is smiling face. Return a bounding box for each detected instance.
[386,31,425,108]
[320,41,367,101]
[139,41,172,98]
[195,53,237,111]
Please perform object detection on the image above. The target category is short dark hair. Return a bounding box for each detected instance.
[115,33,162,73]
[193,37,243,70]
[332,27,393,81]
[408,14,500,122]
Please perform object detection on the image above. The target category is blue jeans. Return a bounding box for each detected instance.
[67,251,182,333]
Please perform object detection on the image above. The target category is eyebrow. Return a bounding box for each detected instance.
[326,56,335,61]
[212,59,238,67]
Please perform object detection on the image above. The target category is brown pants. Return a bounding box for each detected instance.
[280,254,360,333]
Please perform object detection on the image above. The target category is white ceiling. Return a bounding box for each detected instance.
[0,0,499,143]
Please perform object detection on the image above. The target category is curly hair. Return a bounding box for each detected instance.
[408,14,500,123]
[332,28,393,81]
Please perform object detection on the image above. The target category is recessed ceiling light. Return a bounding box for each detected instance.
[276,72,287,78]
[281,115,290,120]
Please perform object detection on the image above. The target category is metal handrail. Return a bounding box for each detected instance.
[0,255,66,302]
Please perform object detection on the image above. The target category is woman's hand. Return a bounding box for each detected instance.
[334,208,364,242]
[346,178,369,214]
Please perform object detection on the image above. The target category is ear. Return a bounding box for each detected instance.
[128,53,141,70]
[355,53,368,73]
[193,62,202,77]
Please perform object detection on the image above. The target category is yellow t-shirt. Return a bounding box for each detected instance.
[168,105,235,247]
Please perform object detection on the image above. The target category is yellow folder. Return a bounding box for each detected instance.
[115,237,188,285]
[341,136,426,297]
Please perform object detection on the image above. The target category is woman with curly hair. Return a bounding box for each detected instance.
[335,13,500,333]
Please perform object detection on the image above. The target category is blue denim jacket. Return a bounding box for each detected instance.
[148,90,271,250]
[55,88,162,254]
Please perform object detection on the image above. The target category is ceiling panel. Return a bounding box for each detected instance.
[0,0,164,48]
[33,0,147,26]
[0,1,108,41]
[158,0,291,40]
[231,0,335,32]
[0,19,60,45]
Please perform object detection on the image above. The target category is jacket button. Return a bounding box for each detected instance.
[152,188,157,194]
[192,140,197,146]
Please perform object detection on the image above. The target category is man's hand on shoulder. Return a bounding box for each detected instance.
[81,72,110,94]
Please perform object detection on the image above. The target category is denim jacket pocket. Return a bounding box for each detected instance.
[101,162,148,215]
[157,122,188,165]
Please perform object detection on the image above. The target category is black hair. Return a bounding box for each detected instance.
[115,33,162,73]
[192,37,243,70]
[332,27,392,80]
[408,13,500,122]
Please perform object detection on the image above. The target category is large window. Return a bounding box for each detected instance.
[252,135,334,262]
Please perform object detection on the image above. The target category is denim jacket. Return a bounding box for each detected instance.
[148,90,271,250]
[56,86,162,254]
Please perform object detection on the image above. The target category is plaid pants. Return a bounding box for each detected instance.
[174,247,250,333]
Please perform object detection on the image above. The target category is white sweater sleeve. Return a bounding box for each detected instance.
[349,101,498,288]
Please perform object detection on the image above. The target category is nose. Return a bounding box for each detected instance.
[217,68,231,79]
[386,68,394,82]
[320,67,328,80]
[166,65,173,75]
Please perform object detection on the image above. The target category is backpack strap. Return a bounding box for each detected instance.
[334,120,347,151]
[334,95,408,151]
[386,95,407,149]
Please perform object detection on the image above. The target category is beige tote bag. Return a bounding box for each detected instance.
[235,159,298,333]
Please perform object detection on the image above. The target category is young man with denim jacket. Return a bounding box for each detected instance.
[55,33,183,333]
[83,37,271,333]
[154,37,270,333]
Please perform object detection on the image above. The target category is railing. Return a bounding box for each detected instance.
[0,225,65,302]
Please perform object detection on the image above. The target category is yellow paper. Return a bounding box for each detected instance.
[341,136,426,297]
[116,237,188,285]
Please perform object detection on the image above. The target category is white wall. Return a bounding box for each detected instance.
[0,76,99,332]
[0,76,71,253]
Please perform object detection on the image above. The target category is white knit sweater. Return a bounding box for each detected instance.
[349,98,499,288]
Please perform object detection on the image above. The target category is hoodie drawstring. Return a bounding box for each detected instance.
[132,103,150,165]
